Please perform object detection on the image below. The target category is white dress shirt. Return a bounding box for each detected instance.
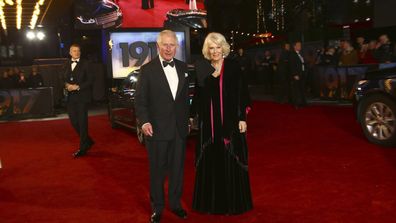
[71,58,80,71]
[159,56,178,100]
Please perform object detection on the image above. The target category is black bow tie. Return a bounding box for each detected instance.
[71,60,78,64]
[162,60,175,67]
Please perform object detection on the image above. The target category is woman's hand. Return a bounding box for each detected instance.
[239,121,247,133]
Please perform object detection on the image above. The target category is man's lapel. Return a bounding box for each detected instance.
[175,59,185,100]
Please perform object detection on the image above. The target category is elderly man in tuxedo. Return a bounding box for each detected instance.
[63,44,95,158]
[134,30,190,223]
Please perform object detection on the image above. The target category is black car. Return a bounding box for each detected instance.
[355,66,396,147]
[75,0,122,29]
[108,66,196,144]
[163,9,207,29]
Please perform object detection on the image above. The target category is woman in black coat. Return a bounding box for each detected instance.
[191,32,253,215]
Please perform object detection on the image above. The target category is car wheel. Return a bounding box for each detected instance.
[136,125,145,145]
[359,95,396,147]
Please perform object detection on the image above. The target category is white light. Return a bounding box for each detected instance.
[343,25,350,29]
[26,31,36,40]
[5,0,14,5]
[36,31,45,40]
[0,0,6,30]
[354,19,359,22]
[366,17,371,21]
[30,0,45,29]
[16,0,22,29]
[353,0,358,3]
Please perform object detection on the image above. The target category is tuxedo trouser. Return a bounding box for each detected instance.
[67,101,91,150]
[146,128,186,213]
[291,79,306,106]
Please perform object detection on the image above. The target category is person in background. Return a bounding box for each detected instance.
[358,42,377,64]
[192,32,253,215]
[27,66,44,88]
[62,43,95,158]
[0,70,15,89]
[235,48,252,84]
[339,40,358,66]
[289,41,307,108]
[374,34,394,63]
[16,70,28,88]
[319,47,338,66]
[277,42,291,103]
[262,50,276,92]
[355,36,365,51]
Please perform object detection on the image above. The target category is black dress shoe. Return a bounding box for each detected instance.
[72,149,87,158]
[149,212,161,223]
[171,208,187,219]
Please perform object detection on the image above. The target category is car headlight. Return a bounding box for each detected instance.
[358,80,368,85]
[76,16,96,24]
[129,76,137,82]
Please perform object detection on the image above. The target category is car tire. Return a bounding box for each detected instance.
[359,94,396,147]
[136,124,145,145]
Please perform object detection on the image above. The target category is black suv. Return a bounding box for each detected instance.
[75,0,122,29]
[108,67,196,144]
[355,66,396,147]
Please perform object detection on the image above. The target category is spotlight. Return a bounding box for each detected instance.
[26,31,35,40]
[36,31,45,40]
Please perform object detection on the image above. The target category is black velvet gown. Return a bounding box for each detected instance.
[192,58,253,215]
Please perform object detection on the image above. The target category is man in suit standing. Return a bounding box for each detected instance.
[289,41,307,108]
[135,30,190,223]
[63,44,95,158]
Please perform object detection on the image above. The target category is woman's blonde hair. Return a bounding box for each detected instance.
[202,32,230,60]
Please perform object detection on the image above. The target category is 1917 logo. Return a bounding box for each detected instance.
[119,41,158,67]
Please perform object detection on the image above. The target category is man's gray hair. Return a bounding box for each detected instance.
[157,30,179,45]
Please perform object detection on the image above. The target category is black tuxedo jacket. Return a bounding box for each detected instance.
[134,56,190,141]
[289,51,305,79]
[62,59,94,103]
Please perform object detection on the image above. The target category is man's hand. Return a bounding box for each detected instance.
[294,75,300,80]
[239,121,247,133]
[66,84,80,91]
[142,123,153,137]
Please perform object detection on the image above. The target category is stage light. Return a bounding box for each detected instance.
[36,31,45,40]
[366,17,371,21]
[26,31,36,40]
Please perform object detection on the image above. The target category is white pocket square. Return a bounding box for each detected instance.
[185,73,188,77]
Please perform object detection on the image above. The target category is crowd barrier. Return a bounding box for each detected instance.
[0,87,54,120]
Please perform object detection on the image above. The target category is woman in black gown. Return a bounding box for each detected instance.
[192,32,253,215]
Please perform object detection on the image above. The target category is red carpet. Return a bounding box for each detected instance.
[1,101,396,222]
[118,0,204,28]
